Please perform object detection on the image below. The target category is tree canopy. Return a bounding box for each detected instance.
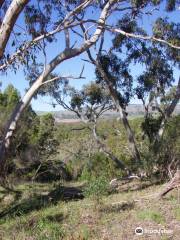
[0,0,179,187]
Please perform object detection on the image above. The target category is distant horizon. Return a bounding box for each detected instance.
[35,103,180,111]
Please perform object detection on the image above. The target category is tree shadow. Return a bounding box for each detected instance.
[45,213,65,223]
[0,185,84,219]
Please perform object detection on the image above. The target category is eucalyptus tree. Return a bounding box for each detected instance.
[79,1,180,164]
[0,0,29,59]
[115,19,180,145]
[54,81,127,171]
[135,49,180,195]
[111,13,180,137]
[82,3,180,193]
[111,15,180,195]
[0,0,118,177]
[0,0,179,183]
[84,47,141,164]
[135,48,180,144]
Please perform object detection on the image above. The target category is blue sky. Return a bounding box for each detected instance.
[0,1,179,111]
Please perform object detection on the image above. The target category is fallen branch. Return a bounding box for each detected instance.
[159,169,180,198]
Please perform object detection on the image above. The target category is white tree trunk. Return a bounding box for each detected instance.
[0,0,116,177]
[0,0,29,59]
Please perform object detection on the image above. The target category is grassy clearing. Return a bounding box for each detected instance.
[0,181,180,240]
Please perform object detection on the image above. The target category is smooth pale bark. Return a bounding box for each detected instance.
[0,0,116,177]
[0,0,29,59]
[0,0,93,71]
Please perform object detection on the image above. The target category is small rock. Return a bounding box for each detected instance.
[110,178,118,188]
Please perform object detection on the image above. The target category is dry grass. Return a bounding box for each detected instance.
[0,181,179,240]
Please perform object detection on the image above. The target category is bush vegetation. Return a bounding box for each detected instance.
[0,85,179,184]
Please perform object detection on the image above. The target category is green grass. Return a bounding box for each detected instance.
[0,182,179,240]
[137,209,165,224]
[174,206,180,221]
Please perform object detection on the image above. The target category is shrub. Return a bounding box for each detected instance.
[79,152,122,181]
[84,176,109,206]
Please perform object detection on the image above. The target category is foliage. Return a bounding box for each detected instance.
[0,0,179,184]
[154,115,180,177]
[0,2,180,237]
[0,85,36,158]
[0,85,20,134]
[96,53,133,107]
[54,114,180,181]
[80,152,122,181]
[84,176,109,205]
[31,113,58,158]
[53,81,112,121]
[139,115,180,178]
[141,116,162,143]
[111,10,179,154]
[1,86,179,183]
[0,85,63,181]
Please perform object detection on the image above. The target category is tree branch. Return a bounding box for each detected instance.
[1,2,179,70]
[0,0,29,59]
[0,0,116,172]
[64,29,70,49]
[41,70,86,86]
[0,0,5,9]
[0,0,93,71]
[107,27,180,49]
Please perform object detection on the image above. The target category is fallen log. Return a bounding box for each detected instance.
[159,169,180,198]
